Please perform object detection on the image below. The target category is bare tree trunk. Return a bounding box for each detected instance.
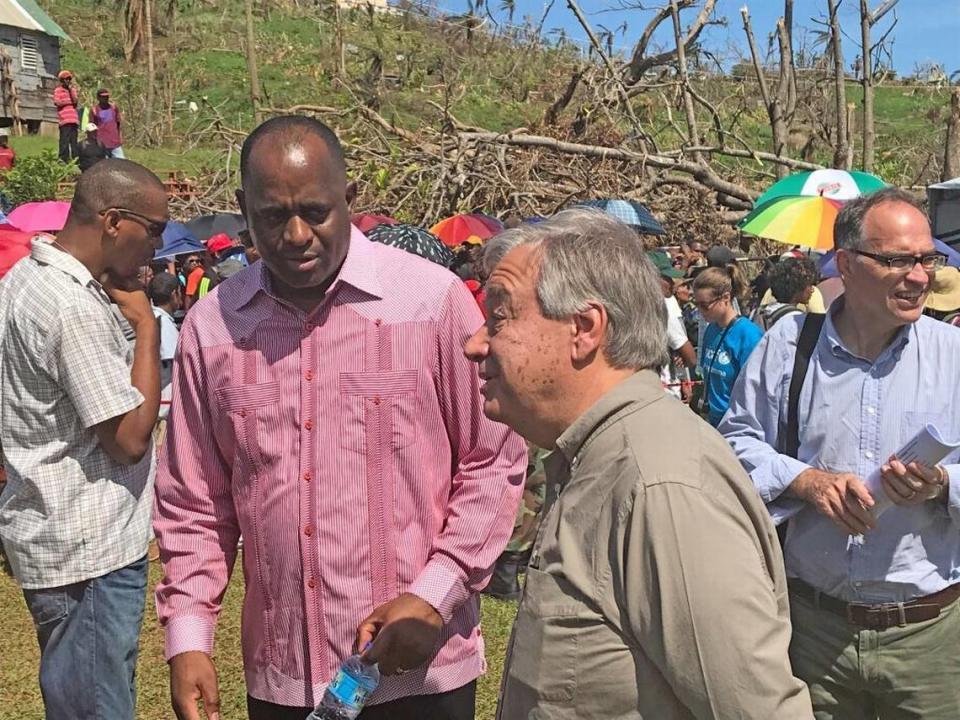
[245,0,263,124]
[943,89,960,180]
[334,1,346,78]
[669,0,702,162]
[144,0,155,144]
[827,0,849,169]
[783,0,797,119]
[860,0,875,172]
[741,7,789,177]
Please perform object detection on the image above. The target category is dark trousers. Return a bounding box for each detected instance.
[58,123,79,163]
[247,680,476,720]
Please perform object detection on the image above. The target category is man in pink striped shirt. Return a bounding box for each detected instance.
[154,116,525,720]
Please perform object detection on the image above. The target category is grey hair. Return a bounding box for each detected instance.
[482,207,669,371]
[834,187,927,251]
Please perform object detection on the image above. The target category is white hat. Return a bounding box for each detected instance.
[85,122,98,133]
[0,128,8,137]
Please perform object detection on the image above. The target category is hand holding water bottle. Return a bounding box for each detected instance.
[355,592,444,676]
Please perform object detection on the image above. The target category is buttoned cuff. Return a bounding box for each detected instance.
[408,559,470,625]
[756,455,811,504]
[163,614,217,662]
[943,464,960,523]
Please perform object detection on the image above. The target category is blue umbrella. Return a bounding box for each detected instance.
[573,199,665,235]
[819,238,960,278]
[155,221,204,260]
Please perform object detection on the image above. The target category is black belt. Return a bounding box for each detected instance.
[788,578,960,630]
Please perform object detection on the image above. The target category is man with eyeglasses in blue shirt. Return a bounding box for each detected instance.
[721,187,960,719]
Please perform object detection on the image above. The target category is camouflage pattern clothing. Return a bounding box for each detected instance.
[504,446,547,554]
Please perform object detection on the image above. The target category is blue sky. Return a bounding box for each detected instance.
[433,0,959,76]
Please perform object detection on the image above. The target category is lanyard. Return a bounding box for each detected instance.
[699,317,740,414]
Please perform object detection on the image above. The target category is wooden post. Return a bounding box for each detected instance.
[943,89,960,181]
[245,0,263,124]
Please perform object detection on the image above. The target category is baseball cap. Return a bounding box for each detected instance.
[206,232,235,255]
[97,88,110,97]
[647,250,683,278]
[706,245,737,267]
[85,123,98,133]
[57,70,72,80]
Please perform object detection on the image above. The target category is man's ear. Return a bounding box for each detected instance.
[836,248,851,280]
[236,188,247,219]
[345,180,358,210]
[571,301,606,364]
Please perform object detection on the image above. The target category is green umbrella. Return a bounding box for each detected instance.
[754,169,887,208]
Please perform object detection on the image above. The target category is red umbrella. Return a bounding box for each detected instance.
[0,224,34,279]
[430,213,503,247]
[352,213,398,233]
[7,201,70,233]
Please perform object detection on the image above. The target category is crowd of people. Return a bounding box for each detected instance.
[1,114,960,720]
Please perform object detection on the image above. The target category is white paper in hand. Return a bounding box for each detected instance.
[865,423,960,518]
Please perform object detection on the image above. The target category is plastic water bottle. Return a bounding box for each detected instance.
[307,653,381,720]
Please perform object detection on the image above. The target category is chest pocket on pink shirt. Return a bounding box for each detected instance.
[338,370,419,450]
[214,381,281,470]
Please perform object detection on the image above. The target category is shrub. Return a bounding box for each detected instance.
[2,150,78,207]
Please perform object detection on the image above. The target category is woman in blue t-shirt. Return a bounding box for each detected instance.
[693,266,763,426]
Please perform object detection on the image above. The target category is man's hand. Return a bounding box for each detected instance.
[103,276,155,329]
[170,651,220,720]
[355,593,443,676]
[788,468,876,535]
[881,457,947,507]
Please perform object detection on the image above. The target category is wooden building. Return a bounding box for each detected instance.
[0,0,67,134]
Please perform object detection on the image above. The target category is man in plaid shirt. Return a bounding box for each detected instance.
[0,159,167,719]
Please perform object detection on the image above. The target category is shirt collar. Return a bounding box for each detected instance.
[30,236,108,301]
[822,296,912,364]
[234,225,384,310]
[554,370,665,465]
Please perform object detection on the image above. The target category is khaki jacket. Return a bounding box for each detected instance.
[497,371,813,719]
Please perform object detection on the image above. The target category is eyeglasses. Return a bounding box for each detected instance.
[100,208,167,238]
[850,249,947,272]
[694,295,724,311]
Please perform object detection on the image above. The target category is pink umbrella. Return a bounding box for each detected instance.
[7,201,71,233]
[0,224,35,279]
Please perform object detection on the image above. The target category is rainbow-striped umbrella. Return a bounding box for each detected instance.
[738,196,842,252]
[430,213,503,247]
[754,169,886,207]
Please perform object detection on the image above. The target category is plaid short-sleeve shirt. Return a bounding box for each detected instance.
[0,239,153,589]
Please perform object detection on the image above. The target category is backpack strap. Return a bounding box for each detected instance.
[784,313,826,459]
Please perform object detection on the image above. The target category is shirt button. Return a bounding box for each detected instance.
[307,578,316,589]
[867,407,876,415]
[305,322,314,332]
[305,370,314,381]
[372,396,381,406]
[374,318,383,327]
[303,471,312,482]
[865,451,875,460]
[239,409,247,418]
[304,525,313,536]
[304,419,314,431]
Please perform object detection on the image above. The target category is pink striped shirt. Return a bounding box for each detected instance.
[154,227,526,707]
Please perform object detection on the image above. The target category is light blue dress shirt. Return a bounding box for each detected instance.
[720,305,960,602]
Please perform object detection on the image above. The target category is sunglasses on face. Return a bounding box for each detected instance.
[694,295,724,311]
[100,208,167,239]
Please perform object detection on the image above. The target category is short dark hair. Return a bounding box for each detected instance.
[148,271,180,305]
[70,159,165,224]
[239,115,346,189]
[834,187,927,251]
[767,257,819,303]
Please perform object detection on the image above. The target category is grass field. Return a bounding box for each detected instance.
[0,560,517,719]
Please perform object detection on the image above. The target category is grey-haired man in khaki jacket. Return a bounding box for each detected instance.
[464,209,813,720]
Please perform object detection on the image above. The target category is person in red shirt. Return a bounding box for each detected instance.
[52,70,80,163]
[92,89,124,159]
[0,130,16,171]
